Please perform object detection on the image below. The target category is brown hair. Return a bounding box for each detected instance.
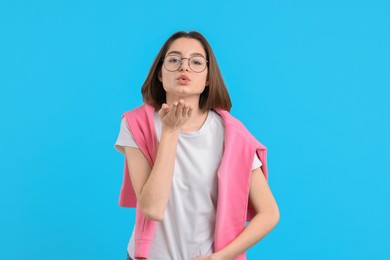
[141,31,232,112]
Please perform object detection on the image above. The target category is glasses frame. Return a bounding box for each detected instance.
[162,55,208,73]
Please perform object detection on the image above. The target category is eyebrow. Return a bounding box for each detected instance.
[166,51,206,58]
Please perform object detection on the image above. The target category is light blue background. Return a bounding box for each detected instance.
[1,0,389,259]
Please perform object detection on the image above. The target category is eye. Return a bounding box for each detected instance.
[190,57,205,66]
[166,56,181,64]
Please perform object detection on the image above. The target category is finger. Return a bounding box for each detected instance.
[187,106,193,118]
[158,103,170,118]
[182,104,189,117]
[162,103,170,113]
[176,99,184,117]
[171,101,178,116]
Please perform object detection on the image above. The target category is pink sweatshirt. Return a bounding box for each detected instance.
[118,104,268,259]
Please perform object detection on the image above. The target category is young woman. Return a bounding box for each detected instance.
[115,31,279,260]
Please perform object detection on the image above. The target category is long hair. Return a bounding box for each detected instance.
[141,31,232,112]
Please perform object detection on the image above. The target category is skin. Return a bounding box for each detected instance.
[124,37,279,260]
[159,37,210,131]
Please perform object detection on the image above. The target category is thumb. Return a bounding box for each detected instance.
[158,103,170,118]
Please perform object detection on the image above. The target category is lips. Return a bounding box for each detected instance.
[177,75,190,84]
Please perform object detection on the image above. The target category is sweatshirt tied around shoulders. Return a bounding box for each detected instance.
[118,104,268,260]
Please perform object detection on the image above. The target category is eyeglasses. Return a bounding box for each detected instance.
[163,55,208,73]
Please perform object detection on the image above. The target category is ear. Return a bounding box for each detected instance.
[158,70,163,82]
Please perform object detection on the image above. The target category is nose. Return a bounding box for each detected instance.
[178,58,190,71]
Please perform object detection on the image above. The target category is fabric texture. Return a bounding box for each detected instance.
[116,111,262,259]
[118,104,268,260]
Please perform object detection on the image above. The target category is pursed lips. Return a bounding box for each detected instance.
[177,75,190,81]
[177,75,190,84]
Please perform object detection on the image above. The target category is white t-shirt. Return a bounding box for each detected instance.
[115,110,262,259]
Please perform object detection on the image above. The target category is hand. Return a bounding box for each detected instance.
[158,99,193,131]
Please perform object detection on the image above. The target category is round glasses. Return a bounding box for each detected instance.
[163,55,208,73]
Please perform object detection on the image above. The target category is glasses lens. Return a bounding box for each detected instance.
[164,55,181,72]
[189,56,207,72]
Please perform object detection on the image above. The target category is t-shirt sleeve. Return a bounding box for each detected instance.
[114,118,139,154]
[252,153,262,170]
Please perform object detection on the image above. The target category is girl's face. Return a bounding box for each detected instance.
[159,38,208,101]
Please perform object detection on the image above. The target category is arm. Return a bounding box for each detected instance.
[194,167,280,260]
[124,100,192,221]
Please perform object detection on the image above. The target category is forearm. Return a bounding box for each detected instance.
[138,128,179,220]
[213,212,279,260]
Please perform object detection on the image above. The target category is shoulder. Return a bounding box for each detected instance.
[208,110,224,127]
[121,103,158,150]
[121,103,156,137]
[214,108,266,149]
[214,109,246,129]
[123,103,155,119]
[214,108,253,137]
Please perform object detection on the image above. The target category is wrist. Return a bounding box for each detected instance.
[161,126,180,135]
[160,127,180,145]
[211,251,229,260]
